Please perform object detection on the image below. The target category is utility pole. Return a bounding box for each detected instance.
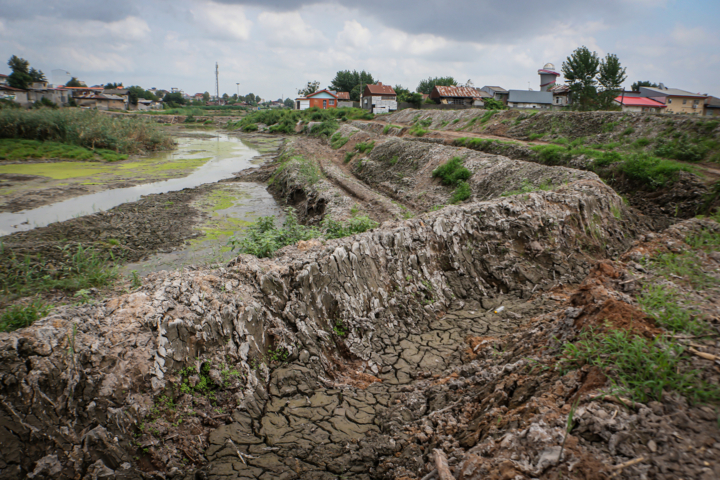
[236,82,239,99]
[215,62,220,105]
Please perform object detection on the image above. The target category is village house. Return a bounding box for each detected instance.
[0,85,30,106]
[704,96,720,117]
[295,89,339,110]
[27,81,69,106]
[639,85,706,115]
[507,90,553,109]
[361,83,397,113]
[93,94,125,110]
[550,85,571,107]
[480,86,509,104]
[429,86,488,106]
[613,96,666,113]
[0,74,8,86]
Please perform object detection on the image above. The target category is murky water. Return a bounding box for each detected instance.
[0,132,263,236]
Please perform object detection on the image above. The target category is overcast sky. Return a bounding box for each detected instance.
[1,0,718,100]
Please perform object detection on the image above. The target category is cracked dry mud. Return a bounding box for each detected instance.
[204,299,535,480]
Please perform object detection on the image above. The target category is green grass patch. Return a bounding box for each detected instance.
[355,141,375,154]
[501,179,553,197]
[649,251,718,289]
[242,123,259,132]
[0,139,129,162]
[330,132,349,149]
[228,208,378,257]
[309,120,339,138]
[564,328,719,403]
[528,133,545,141]
[450,181,471,203]
[619,154,693,189]
[654,137,711,162]
[637,284,709,335]
[0,244,118,298]
[383,124,403,134]
[344,151,356,163]
[0,298,51,332]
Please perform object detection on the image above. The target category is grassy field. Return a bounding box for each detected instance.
[0,138,128,162]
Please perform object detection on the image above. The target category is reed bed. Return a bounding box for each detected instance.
[0,108,175,154]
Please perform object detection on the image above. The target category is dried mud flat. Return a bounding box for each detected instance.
[1,126,720,480]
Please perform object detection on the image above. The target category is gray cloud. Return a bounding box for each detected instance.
[0,0,137,22]
[214,0,636,43]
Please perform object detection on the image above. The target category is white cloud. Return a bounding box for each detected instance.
[671,25,715,47]
[192,1,252,41]
[105,16,150,41]
[258,11,325,47]
[336,20,371,49]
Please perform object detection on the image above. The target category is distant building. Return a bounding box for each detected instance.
[336,92,351,101]
[0,74,8,86]
[507,90,553,109]
[480,86,509,104]
[0,85,30,106]
[361,83,397,113]
[639,85,706,115]
[429,86,488,106]
[704,96,720,117]
[295,89,339,110]
[550,85,571,107]
[538,63,560,92]
[614,96,666,113]
[27,82,70,106]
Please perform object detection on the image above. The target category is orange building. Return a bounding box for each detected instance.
[295,89,338,110]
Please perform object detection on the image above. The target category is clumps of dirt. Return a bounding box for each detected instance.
[569,261,661,338]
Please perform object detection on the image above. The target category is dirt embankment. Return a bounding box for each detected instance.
[2,181,719,479]
[361,111,718,221]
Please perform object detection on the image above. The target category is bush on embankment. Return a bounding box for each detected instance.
[0,108,175,154]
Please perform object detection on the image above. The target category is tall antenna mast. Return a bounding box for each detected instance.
[215,62,220,105]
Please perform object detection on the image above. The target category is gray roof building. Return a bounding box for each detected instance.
[639,86,706,98]
[507,90,553,105]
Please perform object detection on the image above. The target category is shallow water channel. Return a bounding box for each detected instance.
[0,132,282,236]
[0,131,277,236]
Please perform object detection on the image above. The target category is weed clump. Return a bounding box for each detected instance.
[564,329,719,403]
[432,156,473,203]
[330,132,349,149]
[227,208,378,258]
[0,299,51,332]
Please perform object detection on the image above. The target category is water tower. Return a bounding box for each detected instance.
[538,63,560,92]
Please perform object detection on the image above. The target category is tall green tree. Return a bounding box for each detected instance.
[416,76,457,95]
[329,70,376,100]
[104,82,122,89]
[283,98,294,108]
[298,81,320,97]
[65,77,85,87]
[28,67,46,83]
[631,80,658,92]
[598,53,627,109]
[562,46,600,110]
[7,55,32,89]
[162,92,185,106]
[202,92,210,103]
[127,85,158,102]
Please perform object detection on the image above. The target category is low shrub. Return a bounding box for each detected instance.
[322,215,378,239]
[242,123,259,132]
[654,138,709,162]
[619,153,692,189]
[450,181,471,203]
[432,156,471,186]
[309,120,339,138]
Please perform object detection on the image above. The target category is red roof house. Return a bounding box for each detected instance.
[614,96,667,113]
